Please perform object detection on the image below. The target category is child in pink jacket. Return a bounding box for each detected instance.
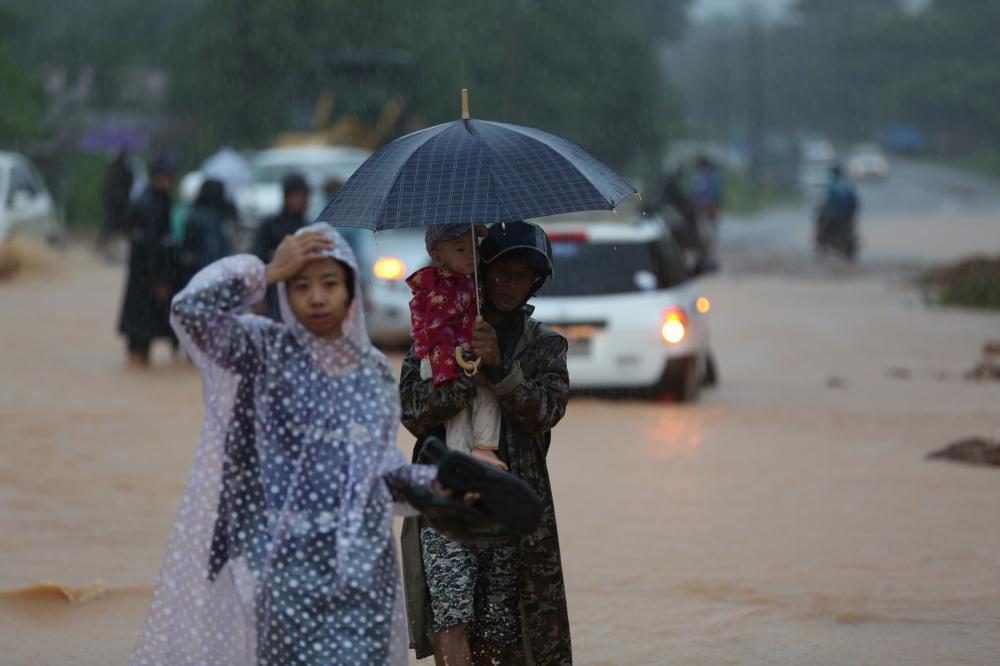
[407,223,505,470]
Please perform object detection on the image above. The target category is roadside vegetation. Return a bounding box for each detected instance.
[920,257,1000,311]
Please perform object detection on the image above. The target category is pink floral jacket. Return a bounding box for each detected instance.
[406,266,477,386]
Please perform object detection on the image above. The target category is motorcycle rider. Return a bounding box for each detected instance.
[815,163,859,261]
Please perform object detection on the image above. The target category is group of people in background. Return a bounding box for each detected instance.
[659,155,724,274]
[107,152,316,366]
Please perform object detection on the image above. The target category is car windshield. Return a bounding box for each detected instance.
[538,239,687,297]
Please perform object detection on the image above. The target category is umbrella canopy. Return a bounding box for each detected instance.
[316,116,636,231]
[76,125,150,154]
[200,147,252,202]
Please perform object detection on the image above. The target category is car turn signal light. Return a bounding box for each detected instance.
[696,296,711,313]
[660,307,686,344]
[373,257,406,280]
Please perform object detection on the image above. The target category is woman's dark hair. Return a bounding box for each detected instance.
[336,259,355,307]
[195,178,227,209]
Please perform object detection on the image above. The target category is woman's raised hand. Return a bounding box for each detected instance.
[264,232,334,285]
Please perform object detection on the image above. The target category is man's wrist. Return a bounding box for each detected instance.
[484,356,509,384]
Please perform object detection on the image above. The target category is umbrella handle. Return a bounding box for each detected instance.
[456,347,481,376]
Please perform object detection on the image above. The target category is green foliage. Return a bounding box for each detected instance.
[721,167,794,214]
[0,4,45,148]
[921,257,1000,311]
[59,154,108,230]
[170,0,689,186]
[789,0,1000,147]
[4,0,690,196]
[0,47,45,149]
[681,0,1000,158]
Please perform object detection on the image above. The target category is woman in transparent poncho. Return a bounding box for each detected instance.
[130,223,436,665]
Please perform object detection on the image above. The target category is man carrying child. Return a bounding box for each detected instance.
[400,221,573,665]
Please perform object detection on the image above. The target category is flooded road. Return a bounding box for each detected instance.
[1,162,999,664]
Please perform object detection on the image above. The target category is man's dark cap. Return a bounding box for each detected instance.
[150,153,179,176]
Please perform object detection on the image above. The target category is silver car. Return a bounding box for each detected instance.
[0,151,63,246]
[357,227,428,348]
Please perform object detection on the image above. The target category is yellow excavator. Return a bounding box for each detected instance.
[273,54,423,150]
[274,91,414,150]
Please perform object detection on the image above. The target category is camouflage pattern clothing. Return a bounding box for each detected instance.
[400,304,573,664]
[419,525,520,644]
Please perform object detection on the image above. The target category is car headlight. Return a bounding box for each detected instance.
[373,256,406,281]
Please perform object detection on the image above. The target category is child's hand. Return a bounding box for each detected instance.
[265,232,334,285]
[431,479,481,506]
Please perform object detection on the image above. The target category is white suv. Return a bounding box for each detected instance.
[0,152,63,246]
[532,213,715,401]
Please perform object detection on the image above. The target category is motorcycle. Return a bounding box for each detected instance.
[814,178,860,262]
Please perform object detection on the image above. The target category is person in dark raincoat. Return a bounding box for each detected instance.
[97,149,134,248]
[177,177,237,288]
[400,221,573,665]
[252,172,310,320]
[117,154,179,366]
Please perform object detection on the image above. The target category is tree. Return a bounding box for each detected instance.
[0,5,45,150]
[171,0,689,185]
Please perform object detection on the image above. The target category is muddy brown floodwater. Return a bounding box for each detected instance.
[1,209,999,664]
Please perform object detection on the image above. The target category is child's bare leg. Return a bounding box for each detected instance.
[432,624,472,666]
[471,387,505,470]
[471,447,508,471]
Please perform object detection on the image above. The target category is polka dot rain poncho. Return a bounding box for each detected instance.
[131,223,434,665]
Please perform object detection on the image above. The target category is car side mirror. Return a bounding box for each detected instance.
[633,270,657,291]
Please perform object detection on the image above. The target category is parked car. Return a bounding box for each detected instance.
[0,151,63,246]
[357,227,429,348]
[361,213,717,401]
[847,143,889,181]
[237,144,373,237]
[531,212,715,401]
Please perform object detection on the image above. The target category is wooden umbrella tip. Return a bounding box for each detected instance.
[461,88,470,119]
